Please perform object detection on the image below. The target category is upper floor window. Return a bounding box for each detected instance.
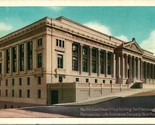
[37,38,42,47]
[6,49,10,73]
[108,52,112,75]
[72,43,79,71]
[56,39,64,48]
[38,76,41,85]
[27,41,33,70]
[57,54,63,68]
[27,77,30,85]
[83,46,89,72]
[19,78,22,86]
[12,79,14,86]
[12,47,17,72]
[19,44,24,71]
[92,48,97,73]
[37,53,42,68]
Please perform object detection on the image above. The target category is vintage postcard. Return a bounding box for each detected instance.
[0,0,155,124]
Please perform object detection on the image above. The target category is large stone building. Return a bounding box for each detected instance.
[0,16,154,108]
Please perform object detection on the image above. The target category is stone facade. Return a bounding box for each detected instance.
[0,16,154,107]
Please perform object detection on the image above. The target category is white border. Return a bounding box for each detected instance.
[0,0,155,6]
[0,1,155,124]
[0,118,155,124]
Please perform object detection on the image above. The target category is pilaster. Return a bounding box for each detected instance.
[97,49,100,76]
[89,47,92,75]
[80,44,83,75]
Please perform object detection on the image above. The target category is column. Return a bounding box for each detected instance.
[125,54,128,78]
[116,54,120,78]
[33,39,37,71]
[140,59,143,80]
[80,44,83,75]
[89,47,92,75]
[129,55,132,79]
[121,54,125,79]
[2,50,5,76]
[138,58,141,80]
[16,45,19,74]
[145,62,147,79]
[24,42,27,73]
[97,49,100,76]
[133,57,136,79]
[10,48,12,75]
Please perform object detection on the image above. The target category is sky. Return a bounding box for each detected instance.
[0,7,155,54]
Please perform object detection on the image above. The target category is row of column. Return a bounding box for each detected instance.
[116,54,142,80]
[116,53,155,81]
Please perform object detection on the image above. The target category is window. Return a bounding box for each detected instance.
[108,52,113,75]
[56,39,65,48]
[76,78,79,82]
[12,90,14,97]
[27,90,30,98]
[37,53,42,68]
[72,43,79,71]
[27,77,30,85]
[95,79,97,83]
[6,49,10,73]
[27,41,33,70]
[100,50,105,74]
[6,79,8,86]
[19,78,22,86]
[12,79,14,86]
[38,90,41,98]
[92,48,97,73]
[56,39,59,46]
[6,90,8,97]
[110,80,112,84]
[57,54,63,68]
[86,79,89,83]
[19,44,24,71]
[59,76,63,83]
[83,46,89,72]
[19,89,22,97]
[37,38,42,46]
[12,47,17,72]
[0,63,2,74]
[38,76,41,85]
[103,80,105,83]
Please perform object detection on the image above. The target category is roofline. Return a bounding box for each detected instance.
[56,16,126,43]
[0,16,51,40]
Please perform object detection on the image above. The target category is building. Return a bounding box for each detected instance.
[0,16,154,108]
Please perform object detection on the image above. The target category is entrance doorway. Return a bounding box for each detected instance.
[51,90,59,104]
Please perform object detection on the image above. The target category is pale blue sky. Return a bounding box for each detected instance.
[0,7,155,53]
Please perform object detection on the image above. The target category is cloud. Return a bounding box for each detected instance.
[140,30,155,54]
[116,35,129,42]
[48,7,63,12]
[84,21,128,42]
[84,22,111,35]
[0,22,12,32]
